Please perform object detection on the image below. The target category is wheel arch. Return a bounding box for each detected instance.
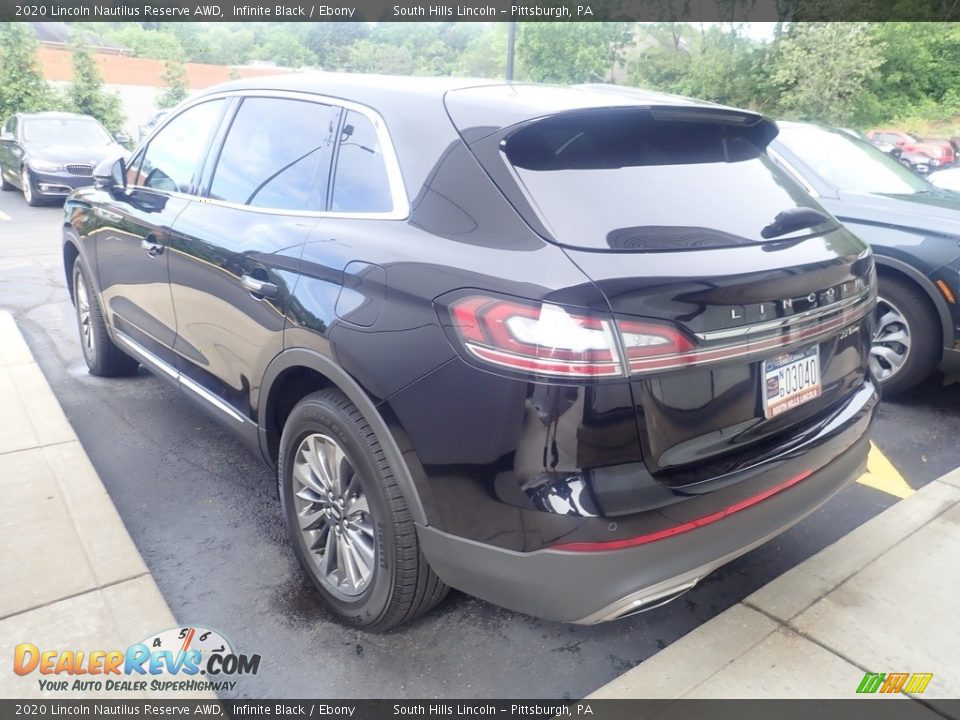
[63,237,80,303]
[873,255,952,349]
[259,348,428,526]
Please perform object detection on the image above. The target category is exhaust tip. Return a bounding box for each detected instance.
[586,578,701,624]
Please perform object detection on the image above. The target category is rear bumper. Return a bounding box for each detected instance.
[417,383,875,624]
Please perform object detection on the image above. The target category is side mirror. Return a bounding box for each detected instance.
[93,156,127,194]
[0,131,13,142]
[114,132,131,146]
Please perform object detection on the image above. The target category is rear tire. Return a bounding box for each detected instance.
[278,389,448,631]
[872,276,939,395]
[72,257,139,377]
[0,164,14,191]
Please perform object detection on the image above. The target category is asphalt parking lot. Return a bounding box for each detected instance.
[2,187,960,699]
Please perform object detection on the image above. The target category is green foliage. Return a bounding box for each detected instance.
[66,34,125,132]
[0,23,56,120]
[771,23,885,125]
[255,28,316,68]
[517,23,632,83]
[60,21,960,133]
[157,60,188,109]
[627,24,772,111]
[101,25,185,61]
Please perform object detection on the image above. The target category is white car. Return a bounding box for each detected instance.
[929,166,960,192]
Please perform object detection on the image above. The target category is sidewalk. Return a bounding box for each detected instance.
[0,311,196,699]
[591,463,960,702]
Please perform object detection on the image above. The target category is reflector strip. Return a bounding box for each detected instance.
[935,279,956,304]
[551,469,813,552]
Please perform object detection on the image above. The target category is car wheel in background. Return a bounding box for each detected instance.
[871,276,939,394]
[72,256,140,377]
[278,389,448,631]
[21,166,42,207]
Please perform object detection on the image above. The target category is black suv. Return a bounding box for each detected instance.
[63,76,878,630]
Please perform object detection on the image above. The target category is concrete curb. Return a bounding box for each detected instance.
[0,311,209,699]
[589,467,960,702]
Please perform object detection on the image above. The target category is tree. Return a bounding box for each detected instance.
[66,35,125,132]
[302,23,369,71]
[157,60,188,109]
[345,40,414,75]
[0,23,55,120]
[255,28,316,68]
[770,23,885,125]
[517,23,632,84]
[456,24,508,78]
[100,25,184,61]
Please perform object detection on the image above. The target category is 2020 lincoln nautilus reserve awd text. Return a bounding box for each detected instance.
[63,75,879,630]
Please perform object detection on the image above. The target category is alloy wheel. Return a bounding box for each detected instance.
[21,167,32,204]
[870,297,912,382]
[74,271,95,357]
[292,433,376,598]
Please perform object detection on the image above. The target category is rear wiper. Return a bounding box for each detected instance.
[760,207,834,239]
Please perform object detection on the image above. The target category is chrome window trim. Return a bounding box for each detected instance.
[129,90,410,221]
[767,147,820,197]
[114,330,247,425]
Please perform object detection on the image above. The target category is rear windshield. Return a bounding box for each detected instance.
[502,110,821,251]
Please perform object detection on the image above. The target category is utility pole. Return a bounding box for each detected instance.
[506,22,516,81]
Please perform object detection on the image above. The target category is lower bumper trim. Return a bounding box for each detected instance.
[417,433,870,624]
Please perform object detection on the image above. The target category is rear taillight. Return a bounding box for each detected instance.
[618,320,696,372]
[444,289,870,380]
[448,296,623,378]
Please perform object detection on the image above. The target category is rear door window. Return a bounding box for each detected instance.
[137,100,225,194]
[208,97,341,212]
[501,109,822,251]
[330,110,393,214]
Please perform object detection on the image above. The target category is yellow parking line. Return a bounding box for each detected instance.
[0,210,10,221]
[856,441,914,498]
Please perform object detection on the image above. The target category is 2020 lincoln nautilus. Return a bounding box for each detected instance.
[63,75,878,630]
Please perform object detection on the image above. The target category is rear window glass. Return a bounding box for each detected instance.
[503,110,820,251]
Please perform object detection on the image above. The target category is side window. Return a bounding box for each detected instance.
[208,97,340,211]
[5,116,16,137]
[137,100,224,194]
[331,110,393,214]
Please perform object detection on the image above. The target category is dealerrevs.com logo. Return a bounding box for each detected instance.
[13,626,261,694]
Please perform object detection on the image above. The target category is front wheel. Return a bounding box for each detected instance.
[21,166,42,206]
[871,276,939,394]
[278,389,447,631]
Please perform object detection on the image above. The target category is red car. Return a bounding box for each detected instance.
[867,129,955,166]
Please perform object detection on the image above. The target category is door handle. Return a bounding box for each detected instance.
[140,238,164,257]
[240,274,278,299]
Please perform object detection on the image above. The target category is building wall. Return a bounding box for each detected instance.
[38,47,295,137]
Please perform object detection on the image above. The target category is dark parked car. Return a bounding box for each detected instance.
[63,76,878,630]
[771,122,960,393]
[0,112,128,206]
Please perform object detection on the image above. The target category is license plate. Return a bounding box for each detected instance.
[762,345,822,419]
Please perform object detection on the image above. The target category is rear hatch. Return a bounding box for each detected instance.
[447,86,875,488]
